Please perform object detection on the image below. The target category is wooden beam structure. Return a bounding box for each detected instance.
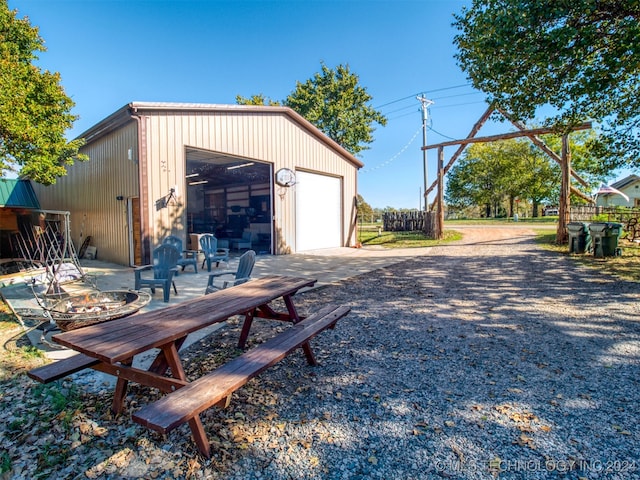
[498,109,590,188]
[558,136,571,243]
[437,147,444,238]
[423,122,592,150]
[420,109,593,242]
[424,106,494,200]
[571,185,593,203]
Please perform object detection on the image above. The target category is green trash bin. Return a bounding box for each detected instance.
[567,222,591,254]
[588,222,622,257]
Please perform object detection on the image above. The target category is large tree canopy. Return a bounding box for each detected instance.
[453,0,640,170]
[446,132,605,217]
[0,2,85,185]
[237,63,387,155]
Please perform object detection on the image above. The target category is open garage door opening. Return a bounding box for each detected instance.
[185,147,272,254]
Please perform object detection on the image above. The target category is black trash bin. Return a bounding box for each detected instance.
[588,222,623,257]
[567,222,591,254]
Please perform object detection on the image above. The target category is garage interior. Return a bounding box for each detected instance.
[185,147,272,254]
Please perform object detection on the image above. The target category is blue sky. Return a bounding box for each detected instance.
[9,0,596,209]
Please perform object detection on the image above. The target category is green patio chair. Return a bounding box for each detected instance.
[205,250,256,294]
[162,235,198,274]
[134,244,180,302]
[199,234,230,272]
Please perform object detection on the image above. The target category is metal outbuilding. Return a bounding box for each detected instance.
[0,179,42,260]
[32,102,363,266]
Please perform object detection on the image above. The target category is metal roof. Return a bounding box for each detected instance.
[77,102,364,169]
[0,179,41,209]
[611,174,640,190]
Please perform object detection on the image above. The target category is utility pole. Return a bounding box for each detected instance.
[417,94,434,211]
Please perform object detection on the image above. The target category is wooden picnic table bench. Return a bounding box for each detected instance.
[133,304,350,457]
[28,353,99,384]
[27,275,350,458]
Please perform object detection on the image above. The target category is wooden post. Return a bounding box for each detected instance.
[437,146,444,239]
[425,106,494,198]
[557,135,571,244]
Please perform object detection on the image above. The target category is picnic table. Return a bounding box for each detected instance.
[28,275,350,457]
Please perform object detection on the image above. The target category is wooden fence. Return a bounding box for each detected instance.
[570,205,640,224]
[383,211,425,232]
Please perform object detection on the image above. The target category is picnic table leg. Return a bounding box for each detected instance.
[112,358,133,414]
[237,309,255,349]
[161,340,211,457]
[301,342,317,366]
[255,303,293,321]
[188,417,211,458]
[147,337,187,375]
[282,293,319,364]
[283,294,301,323]
[161,342,187,383]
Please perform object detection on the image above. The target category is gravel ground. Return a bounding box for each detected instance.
[2,226,639,479]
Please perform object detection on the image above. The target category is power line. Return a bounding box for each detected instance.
[374,84,471,109]
[385,99,487,120]
[431,91,485,101]
[362,91,487,175]
[428,126,457,141]
[431,100,489,109]
[386,110,422,121]
[384,103,421,116]
[360,126,422,174]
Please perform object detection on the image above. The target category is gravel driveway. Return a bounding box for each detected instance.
[3,225,639,479]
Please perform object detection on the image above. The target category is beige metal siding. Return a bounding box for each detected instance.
[32,122,140,265]
[139,110,358,255]
[33,104,359,266]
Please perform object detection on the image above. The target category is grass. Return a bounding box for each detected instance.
[0,304,47,382]
[535,230,640,282]
[0,450,10,475]
[358,228,462,247]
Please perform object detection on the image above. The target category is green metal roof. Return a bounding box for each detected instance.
[0,179,41,209]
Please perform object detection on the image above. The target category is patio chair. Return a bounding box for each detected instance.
[199,234,230,272]
[162,235,198,274]
[205,250,256,294]
[134,244,180,302]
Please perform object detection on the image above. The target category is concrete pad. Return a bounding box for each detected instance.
[2,246,425,389]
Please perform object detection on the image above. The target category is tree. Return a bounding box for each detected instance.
[235,94,280,106]
[238,63,387,155]
[446,139,552,217]
[536,129,608,207]
[0,3,86,185]
[517,143,558,217]
[446,141,518,217]
[453,0,640,170]
[445,132,607,217]
[356,194,374,223]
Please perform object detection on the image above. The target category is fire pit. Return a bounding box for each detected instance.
[49,290,152,331]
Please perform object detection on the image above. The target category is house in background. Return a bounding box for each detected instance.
[31,102,363,267]
[595,174,640,208]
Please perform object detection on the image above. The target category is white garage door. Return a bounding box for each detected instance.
[295,171,342,251]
